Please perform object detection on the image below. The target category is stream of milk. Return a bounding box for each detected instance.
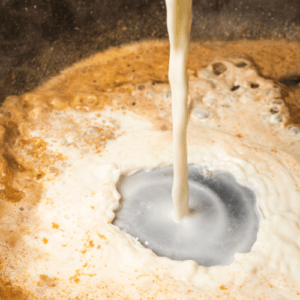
[166,0,193,220]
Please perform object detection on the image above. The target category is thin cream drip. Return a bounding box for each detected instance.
[166,0,193,220]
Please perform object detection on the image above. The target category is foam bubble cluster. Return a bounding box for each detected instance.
[185,58,300,154]
[191,58,289,123]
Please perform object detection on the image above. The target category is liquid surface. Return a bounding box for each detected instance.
[114,165,260,267]
[0,40,299,299]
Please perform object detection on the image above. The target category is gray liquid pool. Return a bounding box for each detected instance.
[114,165,260,267]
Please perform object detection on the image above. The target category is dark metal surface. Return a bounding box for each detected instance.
[1,0,300,103]
[114,165,260,267]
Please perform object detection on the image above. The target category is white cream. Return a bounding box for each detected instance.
[166,0,193,220]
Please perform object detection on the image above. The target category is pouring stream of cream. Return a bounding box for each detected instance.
[165,0,193,220]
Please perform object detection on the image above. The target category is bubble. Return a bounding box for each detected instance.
[193,107,211,119]
[235,62,247,68]
[288,126,300,135]
[231,85,240,92]
[276,115,284,123]
[268,114,284,124]
[212,62,227,76]
[270,107,279,114]
[250,83,259,89]
[137,84,145,91]
[272,99,282,105]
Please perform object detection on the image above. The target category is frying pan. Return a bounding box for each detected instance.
[0,1,300,298]
[1,0,300,104]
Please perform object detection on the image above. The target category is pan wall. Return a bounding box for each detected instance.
[0,0,299,102]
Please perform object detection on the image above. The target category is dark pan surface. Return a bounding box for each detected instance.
[1,0,300,103]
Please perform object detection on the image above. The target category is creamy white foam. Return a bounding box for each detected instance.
[12,104,300,299]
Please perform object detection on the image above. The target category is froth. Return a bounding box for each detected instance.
[13,104,300,299]
[188,57,300,158]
